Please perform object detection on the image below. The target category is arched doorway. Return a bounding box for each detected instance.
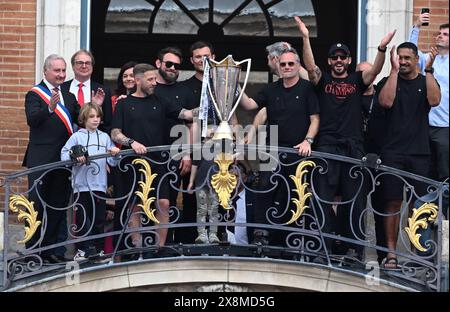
[91,0,358,84]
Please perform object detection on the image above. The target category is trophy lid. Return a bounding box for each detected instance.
[209,55,241,68]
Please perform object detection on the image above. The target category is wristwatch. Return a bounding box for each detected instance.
[305,137,314,145]
[424,67,434,74]
[127,138,135,146]
[378,46,387,53]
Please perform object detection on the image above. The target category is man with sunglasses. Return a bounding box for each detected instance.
[154,47,197,244]
[246,41,310,144]
[239,48,320,246]
[296,16,396,260]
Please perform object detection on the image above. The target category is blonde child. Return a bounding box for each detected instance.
[61,103,120,260]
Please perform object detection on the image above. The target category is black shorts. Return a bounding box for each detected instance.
[116,156,170,201]
[380,153,431,201]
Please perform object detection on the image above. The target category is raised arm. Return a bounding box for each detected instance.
[295,16,321,85]
[378,46,399,109]
[409,13,430,71]
[410,12,429,44]
[362,30,396,86]
[425,47,441,107]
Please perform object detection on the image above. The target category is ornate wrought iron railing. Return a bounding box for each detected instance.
[1,144,448,291]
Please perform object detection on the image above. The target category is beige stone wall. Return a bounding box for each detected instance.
[14,259,410,292]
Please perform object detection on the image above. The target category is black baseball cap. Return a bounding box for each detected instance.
[328,43,351,57]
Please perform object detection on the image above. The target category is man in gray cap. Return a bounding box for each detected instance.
[296,16,396,260]
[265,41,309,79]
[245,41,309,144]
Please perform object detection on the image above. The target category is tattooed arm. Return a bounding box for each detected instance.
[295,16,321,85]
[111,128,147,154]
[178,107,199,121]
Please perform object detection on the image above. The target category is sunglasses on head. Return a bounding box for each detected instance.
[279,61,296,68]
[330,55,348,61]
[162,61,181,70]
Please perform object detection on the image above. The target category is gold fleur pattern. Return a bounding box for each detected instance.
[405,202,438,252]
[132,159,159,224]
[211,153,237,209]
[9,195,41,244]
[285,160,316,225]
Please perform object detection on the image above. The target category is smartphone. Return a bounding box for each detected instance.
[421,8,430,26]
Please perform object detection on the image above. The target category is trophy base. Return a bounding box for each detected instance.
[212,121,234,141]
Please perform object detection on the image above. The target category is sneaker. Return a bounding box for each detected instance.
[195,232,208,244]
[73,249,87,261]
[208,232,220,244]
[252,231,269,245]
[86,246,99,258]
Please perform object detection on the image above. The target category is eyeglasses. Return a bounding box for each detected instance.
[279,61,296,68]
[162,61,181,70]
[330,55,348,61]
[74,61,92,67]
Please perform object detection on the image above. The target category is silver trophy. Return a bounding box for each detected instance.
[207,55,251,140]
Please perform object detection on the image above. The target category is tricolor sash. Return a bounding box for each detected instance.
[31,84,74,135]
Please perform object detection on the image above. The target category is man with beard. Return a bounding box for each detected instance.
[410,14,449,182]
[154,47,196,244]
[111,63,198,250]
[297,16,396,260]
[378,42,440,268]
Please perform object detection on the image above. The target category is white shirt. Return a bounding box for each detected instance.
[227,190,248,244]
[43,78,64,112]
[69,78,91,104]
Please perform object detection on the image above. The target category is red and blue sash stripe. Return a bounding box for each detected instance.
[31,85,74,135]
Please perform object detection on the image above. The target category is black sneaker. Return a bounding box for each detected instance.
[252,231,269,245]
[43,254,65,264]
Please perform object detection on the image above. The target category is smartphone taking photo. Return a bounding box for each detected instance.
[421,8,430,26]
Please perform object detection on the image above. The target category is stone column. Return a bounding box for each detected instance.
[365,0,413,82]
[0,212,3,259]
[35,0,81,82]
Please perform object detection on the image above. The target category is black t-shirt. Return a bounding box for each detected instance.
[112,94,182,148]
[179,75,202,108]
[155,82,196,144]
[180,75,220,129]
[377,74,431,155]
[254,79,320,147]
[315,71,369,145]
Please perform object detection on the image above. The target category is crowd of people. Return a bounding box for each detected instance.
[22,15,448,268]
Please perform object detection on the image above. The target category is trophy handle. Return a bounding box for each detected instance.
[206,61,224,122]
[227,58,252,122]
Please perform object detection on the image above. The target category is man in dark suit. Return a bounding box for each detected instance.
[221,162,255,244]
[61,49,112,134]
[23,54,80,263]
